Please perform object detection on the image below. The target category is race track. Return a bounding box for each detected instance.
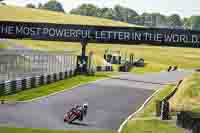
[0,71,191,131]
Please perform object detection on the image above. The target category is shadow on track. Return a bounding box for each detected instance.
[69,122,90,127]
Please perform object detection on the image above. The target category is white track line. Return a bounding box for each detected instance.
[117,87,162,133]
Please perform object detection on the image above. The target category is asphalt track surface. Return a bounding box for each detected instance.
[0,71,191,131]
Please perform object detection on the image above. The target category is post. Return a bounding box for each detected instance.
[76,39,88,74]
[160,100,170,120]
[81,39,88,57]
[156,100,162,117]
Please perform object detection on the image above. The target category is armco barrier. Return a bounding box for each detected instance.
[0,70,75,97]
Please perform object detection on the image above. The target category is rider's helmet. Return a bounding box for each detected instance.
[83,103,88,109]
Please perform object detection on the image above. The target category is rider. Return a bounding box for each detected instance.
[70,103,88,121]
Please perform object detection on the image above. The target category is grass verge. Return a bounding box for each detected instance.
[122,84,185,133]
[0,126,115,133]
[0,72,117,101]
[0,43,9,49]
[169,72,200,112]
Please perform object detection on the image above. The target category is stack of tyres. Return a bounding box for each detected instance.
[0,83,5,96]
[21,79,26,90]
[11,80,17,94]
[31,77,36,88]
[4,81,11,95]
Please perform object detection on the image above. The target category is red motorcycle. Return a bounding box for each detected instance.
[64,104,88,123]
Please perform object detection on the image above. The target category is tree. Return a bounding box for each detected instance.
[70,4,98,16]
[126,8,138,23]
[26,3,36,8]
[183,17,191,29]
[97,8,114,19]
[42,0,65,12]
[113,5,126,21]
[190,16,200,30]
[38,3,43,8]
[113,5,138,23]
[0,0,6,5]
[167,14,183,28]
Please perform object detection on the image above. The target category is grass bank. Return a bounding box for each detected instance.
[122,85,185,133]
[0,126,115,133]
[0,72,116,101]
[0,5,135,27]
[0,43,9,49]
[169,72,200,112]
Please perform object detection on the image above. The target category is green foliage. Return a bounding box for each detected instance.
[41,0,65,13]
[96,8,114,19]
[113,5,138,22]
[26,3,36,8]
[167,14,183,28]
[70,4,139,24]
[69,3,186,28]
[70,4,98,16]
[190,16,200,29]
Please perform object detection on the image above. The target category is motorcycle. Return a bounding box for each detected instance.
[64,105,88,123]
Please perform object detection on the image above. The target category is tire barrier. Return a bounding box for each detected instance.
[155,80,183,120]
[35,76,40,87]
[160,100,170,120]
[21,79,26,90]
[155,100,162,117]
[119,63,132,72]
[0,70,75,97]
[167,66,178,72]
[16,79,22,92]
[26,77,31,89]
[96,66,113,72]
[5,81,11,95]
[177,111,200,133]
